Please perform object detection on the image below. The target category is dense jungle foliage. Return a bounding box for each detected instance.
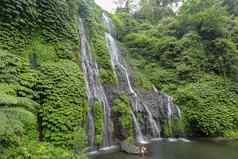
[1,0,238,158]
[0,0,105,158]
[113,0,238,137]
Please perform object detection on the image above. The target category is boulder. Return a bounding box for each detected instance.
[120,142,149,155]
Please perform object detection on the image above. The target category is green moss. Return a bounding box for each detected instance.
[162,121,173,137]
[136,112,143,122]
[112,95,133,141]
[161,116,184,138]
[99,68,116,84]
[92,99,104,145]
[174,118,186,135]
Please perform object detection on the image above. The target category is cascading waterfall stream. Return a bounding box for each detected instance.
[102,13,161,141]
[166,95,173,119]
[164,94,182,120]
[79,17,95,147]
[79,12,183,148]
[152,87,183,138]
[106,30,146,142]
[79,17,112,148]
[130,110,147,144]
[176,105,182,118]
[153,85,159,93]
[153,85,182,120]
[95,63,113,147]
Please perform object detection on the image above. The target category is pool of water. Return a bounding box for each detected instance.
[92,138,238,159]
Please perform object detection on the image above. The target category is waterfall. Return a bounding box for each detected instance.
[102,13,115,35]
[78,12,183,145]
[105,33,146,143]
[103,13,161,141]
[153,85,159,93]
[166,95,173,119]
[165,94,182,120]
[176,105,182,118]
[79,17,95,148]
[153,85,182,120]
[130,110,147,144]
[79,18,112,148]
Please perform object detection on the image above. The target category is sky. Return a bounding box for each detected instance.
[95,0,117,12]
[95,0,182,13]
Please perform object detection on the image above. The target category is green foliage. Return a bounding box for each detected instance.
[37,0,79,42]
[24,36,80,65]
[115,0,238,137]
[78,0,116,84]
[92,100,103,145]
[0,39,87,153]
[0,47,88,155]
[124,33,160,60]
[0,0,79,53]
[0,111,22,150]
[24,37,59,64]
[0,92,39,112]
[37,60,87,147]
[126,56,153,90]
[0,0,100,157]
[4,142,88,159]
[0,50,39,152]
[1,107,37,138]
[161,115,185,137]
[137,0,177,22]
[0,108,37,152]
[0,50,29,83]
[132,70,153,90]
[223,0,238,15]
[206,38,238,79]
[224,130,238,137]
[91,33,116,84]
[175,75,238,136]
[162,121,173,137]
[0,0,36,53]
[179,0,229,40]
[119,0,238,82]
[87,21,116,83]
[112,11,140,40]
[174,118,186,135]
[112,95,133,141]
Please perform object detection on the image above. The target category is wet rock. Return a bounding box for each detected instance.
[120,142,140,154]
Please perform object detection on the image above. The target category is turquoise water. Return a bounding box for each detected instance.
[92,139,238,159]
